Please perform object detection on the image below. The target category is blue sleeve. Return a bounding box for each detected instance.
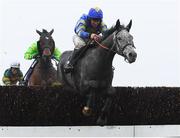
[78,30,90,39]
[74,17,90,39]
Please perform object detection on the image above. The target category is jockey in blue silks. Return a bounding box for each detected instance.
[64,7,108,72]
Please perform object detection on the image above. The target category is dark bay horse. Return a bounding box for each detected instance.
[58,20,137,125]
[28,29,59,86]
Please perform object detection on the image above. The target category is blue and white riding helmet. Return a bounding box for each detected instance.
[88,7,103,19]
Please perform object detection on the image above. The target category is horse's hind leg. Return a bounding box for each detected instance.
[82,89,96,116]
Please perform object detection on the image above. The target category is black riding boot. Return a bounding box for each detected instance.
[64,49,81,73]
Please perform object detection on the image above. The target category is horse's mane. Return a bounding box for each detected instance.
[101,26,116,41]
[101,24,126,41]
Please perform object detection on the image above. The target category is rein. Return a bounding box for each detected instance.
[94,40,116,53]
[94,39,132,54]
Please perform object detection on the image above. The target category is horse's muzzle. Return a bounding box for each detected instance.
[127,52,137,63]
[43,48,51,56]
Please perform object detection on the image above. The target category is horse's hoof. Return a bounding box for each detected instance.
[96,116,107,126]
[51,82,62,87]
[82,106,92,117]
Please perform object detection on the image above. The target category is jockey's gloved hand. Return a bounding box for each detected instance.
[90,33,101,42]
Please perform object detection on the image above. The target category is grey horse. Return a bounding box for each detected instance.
[57,19,137,125]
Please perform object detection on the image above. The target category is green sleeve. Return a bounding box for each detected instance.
[2,76,11,85]
[53,47,61,61]
[24,42,38,60]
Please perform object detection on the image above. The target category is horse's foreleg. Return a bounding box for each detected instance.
[82,89,95,116]
[97,87,116,126]
[96,97,112,126]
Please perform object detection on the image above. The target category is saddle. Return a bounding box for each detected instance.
[69,41,96,66]
[62,42,96,88]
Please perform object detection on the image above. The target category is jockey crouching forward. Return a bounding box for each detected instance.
[2,62,23,86]
[22,42,61,85]
[64,7,108,73]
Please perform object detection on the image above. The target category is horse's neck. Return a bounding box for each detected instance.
[38,58,52,69]
[94,34,115,64]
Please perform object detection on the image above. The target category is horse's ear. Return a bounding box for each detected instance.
[115,19,120,30]
[36,30,42,36]
[49,29,54,36]
[42,29,48,33]
[126,19,132,32]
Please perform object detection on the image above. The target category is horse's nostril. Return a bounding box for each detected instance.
[134,53,137,58]
[129,52,137,59]
[129,53,133,57]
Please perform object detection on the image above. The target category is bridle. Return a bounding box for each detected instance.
[94,30,135,63]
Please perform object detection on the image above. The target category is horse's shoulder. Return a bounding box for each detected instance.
[60,50,73,62]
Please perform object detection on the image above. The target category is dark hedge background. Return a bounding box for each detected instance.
[0,86,180,126]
